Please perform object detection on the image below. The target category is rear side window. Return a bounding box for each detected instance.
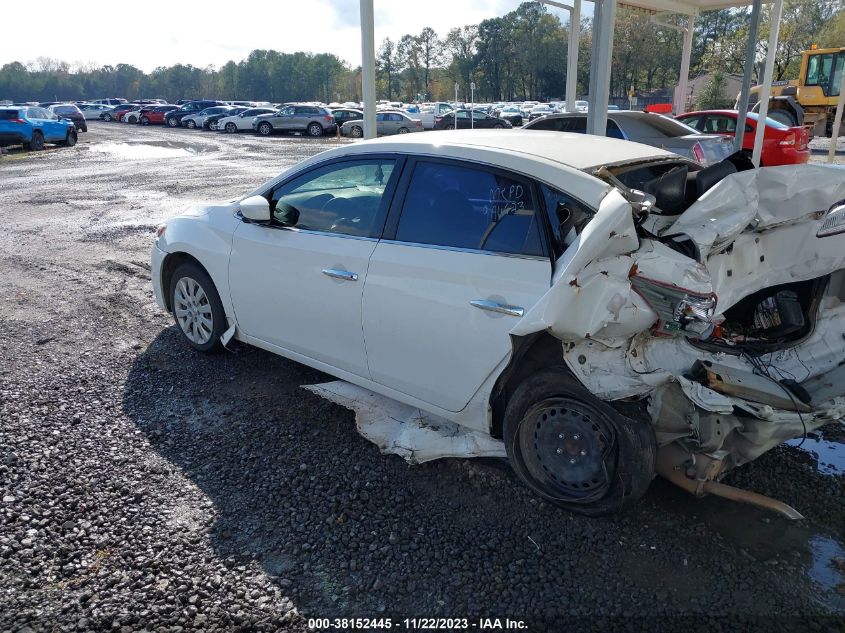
[54,105,78,115]
[0,110,20,119]
[394,161,544,257]
[541,185,596,256]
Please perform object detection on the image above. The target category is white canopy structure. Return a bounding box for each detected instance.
[358,0,836,167]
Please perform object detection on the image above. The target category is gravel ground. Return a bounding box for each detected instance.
[1,123,844,633]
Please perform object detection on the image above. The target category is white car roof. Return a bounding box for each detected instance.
[351,129,672,171]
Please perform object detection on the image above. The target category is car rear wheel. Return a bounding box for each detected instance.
[186,120,196,129]
[103,113,113,122]
[493,123,504,129]
[225,122,238,133]
[27,131,44,151]
[445,124,455,130]
[350,125,363,138]
[397,127,409,134]
[140,116,150,125]
[62,129,77,147]
[169,262,225,354]
[257,122,273,136]
[503,368,656,516]
[208,121,218,131]
[307,122,323,137]
[167,117,179,128]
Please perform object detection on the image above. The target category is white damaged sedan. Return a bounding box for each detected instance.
[151,130,845,516]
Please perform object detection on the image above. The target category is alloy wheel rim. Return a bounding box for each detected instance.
[174,277,213,345]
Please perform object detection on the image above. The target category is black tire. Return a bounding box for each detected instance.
[307,122,323,137]
[168,262,225,354]
[27,131,44,151]
[257,122,273,136]
[493,123,504,129]
[350,125,363,138]
[207,121,217,131]
[167,117,179,128]
[103,113,113,122]
[445,124,455,130]
[397,126,409,134]
[503,367,656,516]
[768,108,797,127]
[225,122,237,133]
[62,129,77,147]
[140,116,150,126]
[186,119,196,129]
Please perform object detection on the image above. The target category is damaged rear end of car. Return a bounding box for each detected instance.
[508,157,845,517]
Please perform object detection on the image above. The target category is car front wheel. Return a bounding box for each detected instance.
[103,113,113,122]
[350,125,363,138]
[62,129,77,147]
[257,122,273,136]
[225,122,237,133]
[167,117,179,128]
[186,120,196,129]
[169,262,225,353]
[140,116,150,125]
[503,368,656,516]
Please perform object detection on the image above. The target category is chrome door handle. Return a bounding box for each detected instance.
[470,299,524,317]
[322,268,358,282]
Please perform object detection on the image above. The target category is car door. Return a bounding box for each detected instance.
[375,112,387,135]
[362,158,552,412]
[40,108,64,141]
[228,156,403,378]
[274,106,295,129]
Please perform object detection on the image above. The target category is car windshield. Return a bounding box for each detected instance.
[747,112,790,129]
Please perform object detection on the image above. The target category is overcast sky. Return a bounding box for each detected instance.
[3,0,586,73]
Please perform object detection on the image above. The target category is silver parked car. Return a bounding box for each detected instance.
[340,110,423,138]
[252,104,335,137]
[523,111,734,166]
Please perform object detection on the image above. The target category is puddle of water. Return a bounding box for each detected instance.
[786,436,844,476]
[652,480,845,608]
[87,141,211,160]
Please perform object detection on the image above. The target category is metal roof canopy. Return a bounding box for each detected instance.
[358,0,841,167]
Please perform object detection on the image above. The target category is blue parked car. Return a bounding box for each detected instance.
[0,106,77,150]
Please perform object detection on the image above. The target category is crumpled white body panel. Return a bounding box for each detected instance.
[304,381,507,464]
[667,165,845,258]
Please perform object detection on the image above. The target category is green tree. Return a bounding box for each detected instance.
[697,71,733,109]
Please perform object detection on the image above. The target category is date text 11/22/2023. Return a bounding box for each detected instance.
[308,617,529,630]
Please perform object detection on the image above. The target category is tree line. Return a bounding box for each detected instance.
[0,1,841,105]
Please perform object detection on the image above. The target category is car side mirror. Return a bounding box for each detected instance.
[239,195,271,222]
[274,202,300,227]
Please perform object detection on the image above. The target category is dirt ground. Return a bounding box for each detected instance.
[1,122,844,632]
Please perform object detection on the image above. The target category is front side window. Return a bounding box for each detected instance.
[832,55,844,97]
[269,159,396,238]
[395,161,544,257]
[807,54,833,88]
[456,111,470,120]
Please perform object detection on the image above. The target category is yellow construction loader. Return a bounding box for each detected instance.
[743,46,844,138]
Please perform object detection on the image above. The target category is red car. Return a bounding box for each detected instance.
[676,109,810,166]
[139,105,179,125]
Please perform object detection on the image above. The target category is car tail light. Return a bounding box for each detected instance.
[325,115,333,123]
[779,132,797,146]
[692,142,705,163]
[7,118,26,124]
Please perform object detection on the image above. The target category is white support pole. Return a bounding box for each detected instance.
[587,0,617,136]
[360,0,377,140]
[675,15,695,115]
[566,0,581,112]
[537,0,579,112]
[752,0,783,167]
[735,0,762,152]
[829,71,845,163]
